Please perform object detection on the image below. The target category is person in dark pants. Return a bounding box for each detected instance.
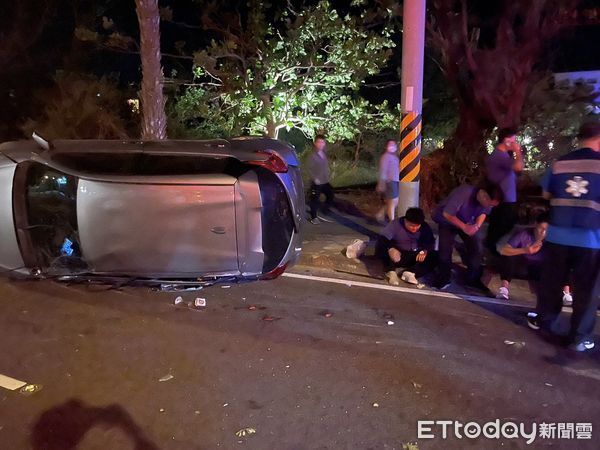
[432,184,500,292]
[485,128,524,254]
[376,207,437,286]
[497,212,572,304]
[528,122,600,352]
[307,134,334,224]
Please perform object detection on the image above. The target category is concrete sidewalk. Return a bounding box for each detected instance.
[295,194,539,309]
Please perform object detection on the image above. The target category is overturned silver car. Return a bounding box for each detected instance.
[0,136,304,286]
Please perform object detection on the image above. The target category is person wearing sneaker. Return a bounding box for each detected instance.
[375,140,400,223]
[432,183,501,292]
[307,135,335,224]
[532,121,600,353]
[497,212,573,304]
[376,207,437,286]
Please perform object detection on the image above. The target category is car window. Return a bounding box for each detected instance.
[51,153,241,176]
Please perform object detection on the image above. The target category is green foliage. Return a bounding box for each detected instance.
[173,0,398,140]
[21,71,135,139]
[520,75,598,170]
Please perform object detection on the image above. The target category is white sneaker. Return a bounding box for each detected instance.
[401,271,418,285]
[317,214,334,223]
[562,291,573,306]
[496,286,510,300]
[375,211,386,224]
[386,271,400,286]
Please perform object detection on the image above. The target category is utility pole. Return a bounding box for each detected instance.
[398,0,426,215]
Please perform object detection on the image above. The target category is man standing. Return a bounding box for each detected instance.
[485,128,524,253]
[529,122,600,352]
[432,184,500,292]
[307,134,335,224]
[376,207,437,286]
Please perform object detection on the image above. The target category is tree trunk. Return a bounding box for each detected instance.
[260,93,276,138]
[353,132,363,166]
[135,0,167,140]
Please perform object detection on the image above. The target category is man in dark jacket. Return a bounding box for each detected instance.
[377,207,437,286]
[307,135,335,224]
[528,122,600,352]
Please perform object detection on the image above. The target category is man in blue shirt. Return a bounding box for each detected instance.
[432,184,500,293]
[528,122,600,352]
[377,208,437,286]
[485,128,524,254]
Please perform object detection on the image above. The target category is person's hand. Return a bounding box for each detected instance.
[416,250,427,262]
[463,224,480,236]
[388,248,401,263]
[527,241,543,254]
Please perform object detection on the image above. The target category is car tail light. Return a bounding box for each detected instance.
[260,263,288,280]
[248,150,288,173]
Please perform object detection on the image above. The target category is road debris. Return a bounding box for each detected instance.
[161,284,203,292]
[19,384,43,396]
[235,427,256,438]
[387,320,395,326]
[221,285,231,289]
[346,239,367,259]
[248,305,257,311]
[504,340,526,348]
[319,310,333,318]
[545,382,553,387]
[262,315,281,322]
[402,443,420,450]
[372,402,379,408]
[159,374,174,382]
[194,298,207,308]
[159,408,165,413]
[174,296,184,305]
[411,381,422,392]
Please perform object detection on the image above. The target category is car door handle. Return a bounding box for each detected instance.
[211,227,226,234]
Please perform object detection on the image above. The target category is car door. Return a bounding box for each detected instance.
[76,174,240,277]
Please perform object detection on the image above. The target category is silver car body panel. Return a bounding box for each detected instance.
[0,155,25,272]
[77,175,240,277]
[0,137,304,281]
[235,171,264,276]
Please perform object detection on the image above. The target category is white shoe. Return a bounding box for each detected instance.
[375,211,386,224]
[401,271,418,285]
[317,214,334,223]
[496,286,509,300]
[386,271,400,286]
[562,291,573,306]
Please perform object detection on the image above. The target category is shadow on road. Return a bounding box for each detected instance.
[31,399,159,450]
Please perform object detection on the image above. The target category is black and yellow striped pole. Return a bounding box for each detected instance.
[398,0,425,216]
[400,112,422,183]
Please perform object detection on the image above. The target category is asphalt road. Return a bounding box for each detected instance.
[0,273,598,450]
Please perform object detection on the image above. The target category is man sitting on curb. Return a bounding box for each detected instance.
[376,207,437,286]
[432,183,500,293]
[497,211,572,305]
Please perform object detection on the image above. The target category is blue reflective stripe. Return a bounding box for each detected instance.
[546,225,600,249]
